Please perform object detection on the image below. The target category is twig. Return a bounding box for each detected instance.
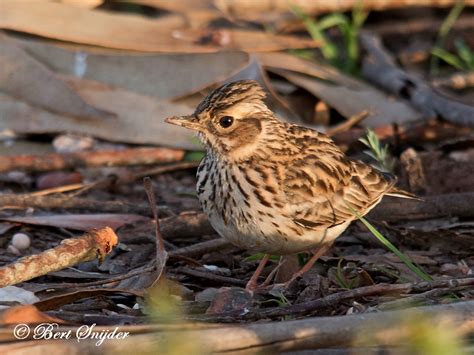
[249,277,474,319]
[0,194,171,217]
[44,265,156,289]
[168,238,231,258]
[143,177,168,286]
[176,267,247,287]
[0,227,118,287]
[377,288,465,310]
[67,175,118,197]
[160,212,215,240]
[133,161,199,180]
[30,183,87,197]
[0,147,184,172]
[360,31,474,126]
[143,178,165,255]
[31,162,197,198]
[327,110,370,136]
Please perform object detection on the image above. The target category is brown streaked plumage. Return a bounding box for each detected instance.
[166,80,412,290]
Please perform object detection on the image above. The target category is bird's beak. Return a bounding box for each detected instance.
[165,115,201,131]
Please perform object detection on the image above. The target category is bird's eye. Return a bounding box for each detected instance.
[219,116,234,128]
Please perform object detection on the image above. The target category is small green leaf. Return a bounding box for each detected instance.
[432,47,466,70]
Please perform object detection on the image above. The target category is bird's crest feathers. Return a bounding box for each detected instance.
[195,80,266,115]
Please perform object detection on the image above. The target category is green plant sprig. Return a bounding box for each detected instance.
[359,129,395,173]
[430,0,466,74]
[292,1,368,74]
[432,39,474,71]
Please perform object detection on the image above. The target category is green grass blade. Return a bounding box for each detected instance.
[345,202,432,281]
[454,40,474,69]
[291,5,339,62]
[430,0,465,74]
[357,216,432,281]
[317,13,349,30]
[432,47,466,70]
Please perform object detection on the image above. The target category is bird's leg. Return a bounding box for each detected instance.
[245,254,270,292]
[284,244,332,286]
[261,256,286,287]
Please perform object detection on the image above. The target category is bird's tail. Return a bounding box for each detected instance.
[385,186,421,200]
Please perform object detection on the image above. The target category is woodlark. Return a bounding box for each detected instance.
[166,80,412,291]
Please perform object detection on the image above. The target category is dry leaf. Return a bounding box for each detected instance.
[260,53,421,126]
[214,0,474,17]
[258,52,363,86]
[279,70,422,126]
[1,2,318,52]
[0,286,39,310]
[206,287,253,315]
[34,289,143,312]
[0,1,191,51]
[171,28,319,52]
[259,52,421,126]
[0,35,113,120]
[16,37,251,100]
[0,79,199,150]
[1,305,65,325]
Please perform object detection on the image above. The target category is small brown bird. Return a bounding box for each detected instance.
[166,80,411,291]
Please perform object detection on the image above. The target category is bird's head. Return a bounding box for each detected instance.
[166,80,274,161]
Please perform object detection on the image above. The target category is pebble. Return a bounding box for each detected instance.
[11,233,31,250]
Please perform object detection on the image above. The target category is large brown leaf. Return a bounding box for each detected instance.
[16,37,251,100]
[0,36,113,120]
[0,77,199,149]
[1,1,318,52]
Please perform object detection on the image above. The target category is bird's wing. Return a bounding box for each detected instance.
[283,131,393,229]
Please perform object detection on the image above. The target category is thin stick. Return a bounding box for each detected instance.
[254,277,474,319]
[327,110,369,136]
[0,194,167,216]
[134,161,199,179]
[168,238,230,258]
[0,147,184,173]
[143,177,165,255]
[44,265,156,289]
[143,177,168,285]
[177,267,247,287]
